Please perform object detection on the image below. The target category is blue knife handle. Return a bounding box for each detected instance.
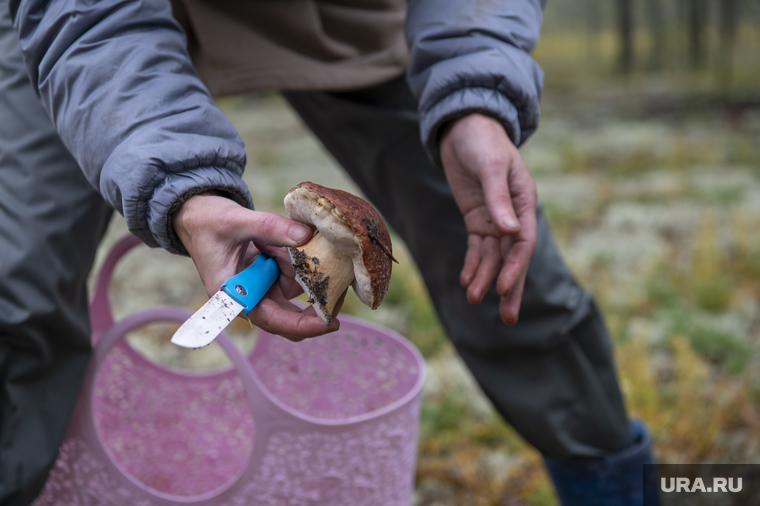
[222,253,280,314]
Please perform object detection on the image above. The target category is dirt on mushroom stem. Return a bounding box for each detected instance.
[288,246,330,311]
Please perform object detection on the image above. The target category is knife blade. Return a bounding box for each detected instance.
[171,253,280,348]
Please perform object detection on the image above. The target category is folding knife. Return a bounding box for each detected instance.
[170,253,279,348]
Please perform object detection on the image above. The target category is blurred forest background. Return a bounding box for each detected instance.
[541,0,759,85]
[93,1,760,505]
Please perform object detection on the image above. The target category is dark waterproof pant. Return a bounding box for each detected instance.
[0,8,630,506]
[0,8,113,506]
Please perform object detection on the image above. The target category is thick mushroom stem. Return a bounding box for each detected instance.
[288,232,354,324]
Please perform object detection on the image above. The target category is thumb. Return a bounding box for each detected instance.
[233,210,312,247]
[480,166,521,235]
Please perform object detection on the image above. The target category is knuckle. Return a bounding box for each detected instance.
[256,212,281,234]
[467,234,482,247]
[214,207,239,230]
[482,153,510,170]
[484,235,501,251]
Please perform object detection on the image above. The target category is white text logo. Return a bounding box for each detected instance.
[661,477,742,493]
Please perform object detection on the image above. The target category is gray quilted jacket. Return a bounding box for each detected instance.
[10,0,545,254]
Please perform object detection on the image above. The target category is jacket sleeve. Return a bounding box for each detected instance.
[11,0,252,254]
[405,0,546,167]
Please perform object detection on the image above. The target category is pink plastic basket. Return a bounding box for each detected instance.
[33,235,425,506]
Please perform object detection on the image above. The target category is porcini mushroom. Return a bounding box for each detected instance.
[284,182,396,324]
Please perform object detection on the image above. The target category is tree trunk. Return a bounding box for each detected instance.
[586,0,603,58]
[687,0,707,68]
[719,0,738,86]
[618,0,635,72]
[645,0,666,69]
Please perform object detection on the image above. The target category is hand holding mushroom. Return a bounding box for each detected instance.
[172,191,340,341]
[284,182,396,324]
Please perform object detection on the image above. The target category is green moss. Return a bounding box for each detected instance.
[667,311,753,375]
[420,392,472,436]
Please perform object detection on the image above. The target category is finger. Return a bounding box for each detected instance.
[499,269,528,325]
[460,235,483,288]
[252,242,306,299]
[480,164,521,235]
[233,284,302,321]
[466,236,502,305]
[201,242,252,296]
[496,239,534,296]
[463,207,502,237]
[508,159,539,223]
[229,210,312,248]
[331,289,349,319]
[496,209,537,296]
[256,242,298,280]
[237,241,260,272]
[277,275,307,300]
[248,298,339,341]
[264,284,311,314]
[268,294,321,319]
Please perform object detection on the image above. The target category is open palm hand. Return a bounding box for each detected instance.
[440,114,538,324]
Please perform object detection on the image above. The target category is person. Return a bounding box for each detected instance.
[0,0,657,504]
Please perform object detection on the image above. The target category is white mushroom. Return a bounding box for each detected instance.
[284,182,395,324]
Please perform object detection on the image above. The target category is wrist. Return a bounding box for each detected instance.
[443,113,511,141]
[172,190,223,255]
[440,113,517,170]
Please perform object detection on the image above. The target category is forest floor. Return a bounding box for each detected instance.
[92,72,760,505]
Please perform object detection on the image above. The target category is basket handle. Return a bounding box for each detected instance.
[80,306,270,505]
[89,234,144,343]
[82,234,297,503]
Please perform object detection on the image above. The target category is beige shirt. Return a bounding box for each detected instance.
[172,0,409,97]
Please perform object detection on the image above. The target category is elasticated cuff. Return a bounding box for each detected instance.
[145,166,253,255]
[419,87,523,168]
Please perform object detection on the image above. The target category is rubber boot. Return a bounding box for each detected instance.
[544,420,660,506]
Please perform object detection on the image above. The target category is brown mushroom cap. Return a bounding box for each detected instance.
[284,182,393,309]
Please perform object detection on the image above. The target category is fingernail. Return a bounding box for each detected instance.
[503,217,519,230]
[289,224,310,242]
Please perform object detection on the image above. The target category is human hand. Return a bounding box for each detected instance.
[172,193,343,341]
[439,113,538,324]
